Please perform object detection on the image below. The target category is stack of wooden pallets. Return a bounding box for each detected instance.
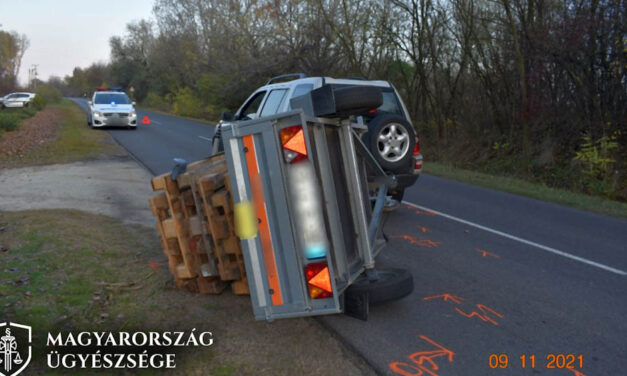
[148,154,249,295]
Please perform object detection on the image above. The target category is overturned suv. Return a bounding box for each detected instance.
[213,74,422,200]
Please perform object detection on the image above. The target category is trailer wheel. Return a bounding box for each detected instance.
[346,268,413,305]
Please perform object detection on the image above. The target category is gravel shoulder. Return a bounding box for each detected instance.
[0,156,155,226]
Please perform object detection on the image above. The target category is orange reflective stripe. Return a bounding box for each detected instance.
[242,135,283,306]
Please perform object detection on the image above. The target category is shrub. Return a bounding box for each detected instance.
[142,92,170,111]
[172,87,203,118]
[31,95,46,111]
[0,113,20,132]
[15,107,37,120]
[35,85,62,104]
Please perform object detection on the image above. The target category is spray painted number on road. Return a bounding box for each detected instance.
[389,335,454,376]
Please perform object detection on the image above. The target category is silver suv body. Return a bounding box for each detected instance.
[216,75,422,199]
[87,91,137,129]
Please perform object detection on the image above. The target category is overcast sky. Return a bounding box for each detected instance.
[1,0,154,85]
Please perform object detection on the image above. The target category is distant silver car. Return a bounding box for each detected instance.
[0,92,36,109]
[87,91,137,129]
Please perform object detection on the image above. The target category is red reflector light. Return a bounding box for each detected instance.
[413,136,420,156]
[305,261,333,299]
[414,160,422,170]
[368,109,378,114]
[280,125,308,163]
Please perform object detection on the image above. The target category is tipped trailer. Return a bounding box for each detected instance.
[221,85,413,321]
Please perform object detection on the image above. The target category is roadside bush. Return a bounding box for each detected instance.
[172,87,203,118]
[15,107,37,120]
[142,92,170,112]
[0,113,20,132]
[35,85,62,104]
[31,95,46,111]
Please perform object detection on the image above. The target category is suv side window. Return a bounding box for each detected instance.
[379,91,402,115]
[287,84,314,110]
[239,91,266,120]
[292,84,314,98]
[260,89,288,117]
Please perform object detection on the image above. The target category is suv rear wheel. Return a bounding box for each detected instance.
[366,114,416,173]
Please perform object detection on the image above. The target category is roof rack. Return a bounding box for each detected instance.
[341,77,366,80]
[266,73,307,85]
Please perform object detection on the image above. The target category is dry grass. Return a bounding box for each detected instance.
[0,209,372,375]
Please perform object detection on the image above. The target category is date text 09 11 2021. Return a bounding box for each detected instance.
[489,354,583,369]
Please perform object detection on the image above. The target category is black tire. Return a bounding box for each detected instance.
[366,115,416,173]
[346,268,413,305]
[87,116,92,126]
[129,126,137,130]
[333,86,383,116]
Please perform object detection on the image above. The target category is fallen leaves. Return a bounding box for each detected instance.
[0,107,63,158]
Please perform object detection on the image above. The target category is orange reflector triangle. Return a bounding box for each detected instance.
[141,116,150,124]
[308,266,332,292]
[283,129,307,156]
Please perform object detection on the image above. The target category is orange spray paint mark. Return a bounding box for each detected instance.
[475,248,500,258]
[404,205,438,216]
[389,335,455,376]
[391,235,441,248]
[148,261,167,274]
[417,225,431,233]
[423,294,465,304]
[454,304,504,326]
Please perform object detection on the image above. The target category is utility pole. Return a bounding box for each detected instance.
[28,64,38,89]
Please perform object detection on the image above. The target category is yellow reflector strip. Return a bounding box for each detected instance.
[234,201,258,239]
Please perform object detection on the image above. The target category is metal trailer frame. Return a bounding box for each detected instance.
[222,109,390,321]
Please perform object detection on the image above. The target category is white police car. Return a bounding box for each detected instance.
[87,91,137,129]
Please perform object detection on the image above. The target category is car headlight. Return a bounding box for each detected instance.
[94,111,103,117]
[129,111,136,117]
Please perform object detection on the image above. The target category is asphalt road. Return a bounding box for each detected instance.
[71,98,627,376]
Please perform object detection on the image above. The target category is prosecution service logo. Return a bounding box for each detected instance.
[0,322,32,376]
[0,322,214,372]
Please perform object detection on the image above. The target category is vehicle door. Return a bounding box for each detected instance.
[4,94,19,107]
[259,89,289,118]
[235,91,267,121]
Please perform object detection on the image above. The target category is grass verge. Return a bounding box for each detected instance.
[0,210,372,375]
[425,162,627,218]
[0,99,119,168]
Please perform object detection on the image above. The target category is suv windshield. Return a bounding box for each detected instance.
[94,93,131,105]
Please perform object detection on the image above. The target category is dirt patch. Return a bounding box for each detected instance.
[0,158,155,226]
[0,107,64,157]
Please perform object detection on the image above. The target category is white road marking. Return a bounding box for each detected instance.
[403,201,627,276]
[198,135,213,142]
[150,120,161,125]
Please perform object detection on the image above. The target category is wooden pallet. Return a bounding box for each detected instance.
[149,154,249,296]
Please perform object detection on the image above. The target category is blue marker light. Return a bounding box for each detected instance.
[110,101,116,105]
[305,244,327,259]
